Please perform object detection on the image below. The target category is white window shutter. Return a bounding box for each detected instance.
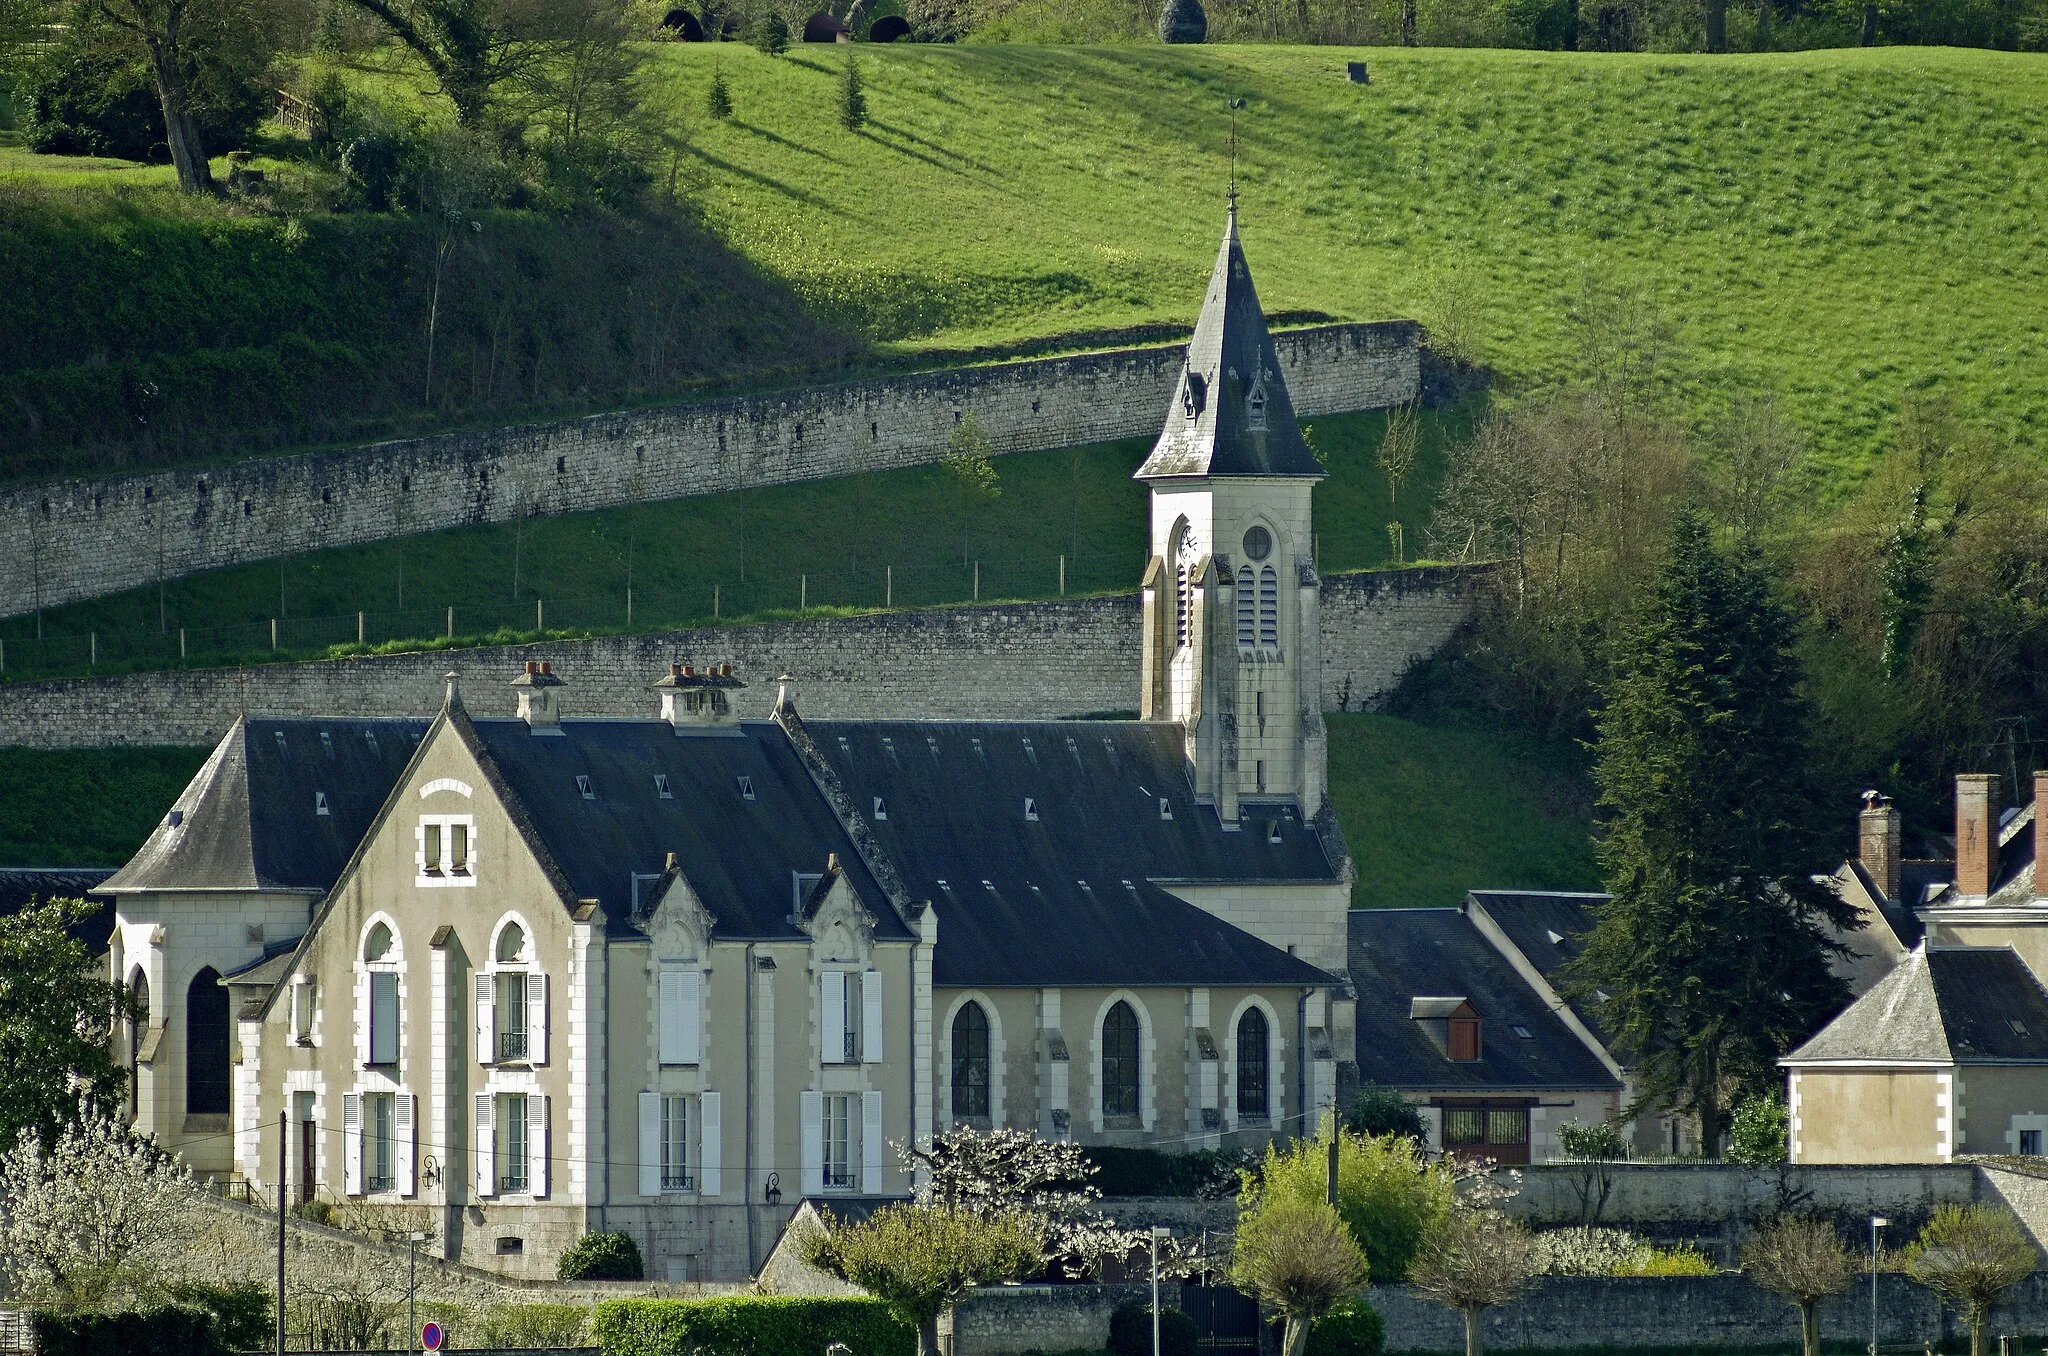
[530,971,549,1066]
[680,970,703,1066]
[638,1092,661,1197]
[862,970,883,1064]
[475,1094,495,1197]
[658,971,684,1064]
[354,972,370,1068]
[342,1093,363,1196]
[800,1090,824,1196]
[861,1089,884,1192]
[396,1094,416,1196]
[699,1090,722,1197]
[821,971,846,1065]
[475,973,495,1065]
[529,1094,549,1198]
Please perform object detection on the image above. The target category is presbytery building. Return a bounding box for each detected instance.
[100,208,1360,1281]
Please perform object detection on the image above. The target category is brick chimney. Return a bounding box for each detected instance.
[1955,773,1999,899]
[1859,791,1902,904]
[653,662,744,733]
[2036,772,2048,903]
[511,660,564,734]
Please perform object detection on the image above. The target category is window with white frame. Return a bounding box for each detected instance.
[416,814,477,886]
[819,969,881,1065]
[478,920,546,1066]
[367,1092,396,1192]
[822,1093,855,1189]
[361,922,400,1068]
[661,1094,692,1190]
[499,1093,529,1193]
[289,976,315,1045]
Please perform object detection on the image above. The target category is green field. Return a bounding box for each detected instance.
[0,715,1601,909]
[0,402,1477,681]
[6,45,2045,483]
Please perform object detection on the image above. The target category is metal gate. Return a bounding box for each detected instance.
[1180,1283,1260,1355]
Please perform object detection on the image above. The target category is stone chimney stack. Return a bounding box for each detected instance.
[511,660,564,734]
[654,662,744,734]
[1859,791,1902,904]
[1955,773,1999,899]
[2035,772,2048,903]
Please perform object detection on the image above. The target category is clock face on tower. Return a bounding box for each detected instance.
[1242,526,1272,562]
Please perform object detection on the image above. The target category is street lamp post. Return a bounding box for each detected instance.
[408,1231,427,1355]
[1151,1225,1170,1356]
[1869,1216,1890,1356]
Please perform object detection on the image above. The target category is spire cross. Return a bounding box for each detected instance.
[1227,97,1246,210]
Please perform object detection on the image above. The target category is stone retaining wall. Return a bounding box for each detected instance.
[0,322,1418,619]
[0,567,1478,749]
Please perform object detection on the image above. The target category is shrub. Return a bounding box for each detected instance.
[1727,1094,1788,1166]
[477,1302,589,1347]
[707,66,733,121]
[1108,1302,1196,1356]
[27,50,163,161]
[1555,1120,1628,1161]
[559,1230,645,1281]
[1245,1131,1455,1285]
[1615,1244,1718,1276]
[839,54,867,132]
[592,1296,914,1356]
[31,1308,223,1356]
[169,1283,273,1351]
[1305,1299,1385,1356]
[1346,1085,1424,1141]
[1535,1226,1645,1276]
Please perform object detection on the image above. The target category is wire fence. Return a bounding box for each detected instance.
[0,525,1419,686]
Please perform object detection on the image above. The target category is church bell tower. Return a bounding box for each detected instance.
[1136,203,1329,827]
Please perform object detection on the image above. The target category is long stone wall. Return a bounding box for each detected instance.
[0,322,1419,620]
[0,567,1477,750]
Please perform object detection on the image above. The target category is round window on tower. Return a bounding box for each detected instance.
[1242,526,1273,562]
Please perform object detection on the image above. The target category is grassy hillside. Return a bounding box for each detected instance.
[1328,713,1599,908]
[655,43,2045,480]
[0,717,1596,912]
[0,746,209,865]
[6,46,2044,484]
[0,403,1477,681]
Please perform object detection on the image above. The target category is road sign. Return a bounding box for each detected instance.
[421,1320,445,1351]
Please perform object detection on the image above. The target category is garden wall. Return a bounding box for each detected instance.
[0,322,1419,618]
[0,566,1477,749]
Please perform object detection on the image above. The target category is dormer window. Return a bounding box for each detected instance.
[315,792,330,816]
[1246,368,1269,431]
[1181,370,1207,419]
[873,797,887,821]
[575,775,596,801]
[1024,798,1039,822]
[1412,997,1481,1062]
[654,774,673,800]
[1449,1011,1482,1061]
[1159,798,1173,821]
[737,776,756,801]
[418,814,476,886]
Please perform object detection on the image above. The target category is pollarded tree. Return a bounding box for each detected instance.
[1405,1175,1540,1356]
[802,1203,1043,1356]
[1231,1195,1367,1356]
[1743,1216,1856,1356]
[0,1105,197,1309]
[1904,1203,2039,1356]
[1564,510,1857,1155]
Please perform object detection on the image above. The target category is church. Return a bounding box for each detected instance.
[99,207,1359,1282]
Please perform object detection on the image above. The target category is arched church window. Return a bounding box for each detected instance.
[128,968,149,1118]
[1258,566,1279,648]
[1237,1007,1270,1120]
[1237,565,1256,648]
[364,921,393,963]
[1102,1001,1140,1119]
[186,967,231,1116]
[952,1002,990,1120]
[1172,522,1199,651]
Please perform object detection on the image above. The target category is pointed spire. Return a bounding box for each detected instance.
[1134,207,1325,482]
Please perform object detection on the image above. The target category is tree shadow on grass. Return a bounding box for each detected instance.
[688,149,848,214]
[865,120,1000,176]
[729,120,835,161]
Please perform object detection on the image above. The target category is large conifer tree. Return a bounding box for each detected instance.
[1568,510,1855,1155]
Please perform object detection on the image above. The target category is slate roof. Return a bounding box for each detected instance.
[1463,890,1610,1033]
[0,867,117,952]
[100,718,428,894]
[1784,945,2048,1065]
[465,717,910,943]
[1349,908,1619,1092]
[804,719,1337,989]
[1134,207,1328,483]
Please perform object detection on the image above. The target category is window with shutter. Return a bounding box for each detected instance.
[822,1094,855,1189]
[660,969,702,1065]
[529,972,549,1066]
[500,1093,528,1193]
[861,970,883,1064]
[699,1090,722,1197]
[861,1090,884,1192]
[396,1094,416,1196]
[821,972,849,1065]
[474,1094,495,1197]
[529,1095,549,1198]
[342,1092,363,1196]
[800,1090,824,1197]
[370,972,400,1066]
[661,1094,691,1191]
[497,972,528,1061]
[637,1092,661,1198]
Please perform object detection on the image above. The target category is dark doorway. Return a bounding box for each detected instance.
[186,967,231,1117]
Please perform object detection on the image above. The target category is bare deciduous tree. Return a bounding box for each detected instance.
[1743,1216,1857,1356]
[1905,1203,2039,1356]
[1231,1195,1368,1356]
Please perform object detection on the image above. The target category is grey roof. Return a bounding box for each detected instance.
[1349,909,1619,1092]
[465,716,910,943]
[1134,208,1328,483]
[1785,945,2048,1065]
[1464,890,1609,1033]
[805,719,1337,989]
[100,718,428,894]
[0,867,117,951]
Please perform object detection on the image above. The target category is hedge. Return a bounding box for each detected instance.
[592,1296,914,1356]
[31,1307,224,1356]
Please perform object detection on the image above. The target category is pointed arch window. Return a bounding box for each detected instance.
[952,1003,991,1120]
[1102,1001,1141,1119]
[1172,522,1199,651]
[127,968,149,1118]
[1237,1007,1270,1120]
[1236,566,1256,648]
[1258,566,1280,649]
[186,967,230,1116]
